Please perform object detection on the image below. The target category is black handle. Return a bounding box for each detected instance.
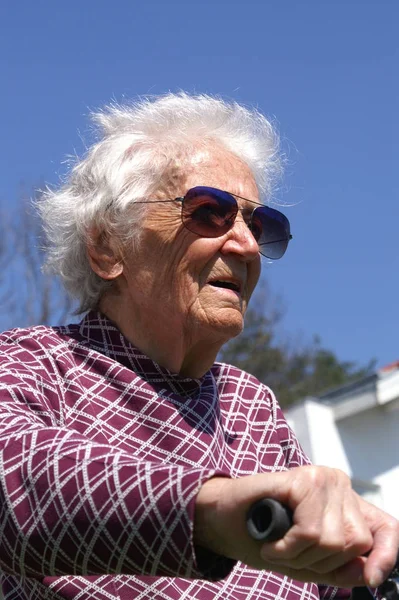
[247,498,293,542]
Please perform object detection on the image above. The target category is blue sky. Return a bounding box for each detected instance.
[1,0,398,369]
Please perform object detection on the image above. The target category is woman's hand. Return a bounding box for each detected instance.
[194,466,399,587]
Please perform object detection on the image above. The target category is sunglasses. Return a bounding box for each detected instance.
[136,186,292,259]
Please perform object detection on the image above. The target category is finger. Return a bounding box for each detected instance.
[264,491,347,566]
[290,512,371,572]
[261,522,368,574]
[301,548,368,575]
[261,483,371,571]
[260,476,334,562]
[297,489,372,573]
[260,555,367,588]
[260,524,317,562]
[325,555,368,588]
[360,501,399,587]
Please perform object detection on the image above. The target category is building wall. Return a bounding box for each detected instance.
[337,404,399,518]
[286,399,399,519]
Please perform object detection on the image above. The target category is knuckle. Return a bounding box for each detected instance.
[331,467,351,488]
[301,524,322,544]
[321,537,346,554]
[352,535,373,556]
[301,466,351,490]
[345,528,372,555]
[301,465,325,488]
[338,468,351,483]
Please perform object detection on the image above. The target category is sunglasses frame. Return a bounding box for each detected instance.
[134,186,292,259]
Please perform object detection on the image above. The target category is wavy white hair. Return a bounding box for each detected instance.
[38,92,283,313]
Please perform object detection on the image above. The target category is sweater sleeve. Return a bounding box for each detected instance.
[268,387,311,468]
[0,359,233,581]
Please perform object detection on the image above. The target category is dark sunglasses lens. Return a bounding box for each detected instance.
[251,206,291,259]
[182,187,238,237]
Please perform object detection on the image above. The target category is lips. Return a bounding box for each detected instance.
[207,279,242,293]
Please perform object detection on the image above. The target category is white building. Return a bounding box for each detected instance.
[285,361,399,519]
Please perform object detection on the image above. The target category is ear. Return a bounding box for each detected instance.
[86,229,124,280]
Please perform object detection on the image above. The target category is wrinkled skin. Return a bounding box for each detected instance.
[88,145,399,589]
[90,145,261,377]
[195,466,399,588]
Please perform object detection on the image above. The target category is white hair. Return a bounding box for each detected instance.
[38,92,283,313]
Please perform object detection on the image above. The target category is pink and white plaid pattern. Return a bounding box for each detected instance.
[0,312,349,599]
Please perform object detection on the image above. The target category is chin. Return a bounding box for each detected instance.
[208,313,244,341]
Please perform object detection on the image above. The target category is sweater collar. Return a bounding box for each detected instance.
[79,311,204,396]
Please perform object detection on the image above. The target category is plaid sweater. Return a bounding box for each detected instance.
[0,311,348,600]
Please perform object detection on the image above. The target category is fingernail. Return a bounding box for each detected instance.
[369,569,384,588]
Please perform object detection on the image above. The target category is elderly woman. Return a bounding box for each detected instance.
[0,93,397,600]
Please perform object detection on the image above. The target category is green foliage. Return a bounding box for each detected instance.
[218,291,375,408]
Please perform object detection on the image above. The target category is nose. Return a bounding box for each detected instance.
[219,213,260,261]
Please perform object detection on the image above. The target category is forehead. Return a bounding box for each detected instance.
[179,146,260,203]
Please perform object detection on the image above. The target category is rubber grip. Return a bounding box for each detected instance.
[246,498,293,542]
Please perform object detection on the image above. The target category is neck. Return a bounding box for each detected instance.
[99,296,225,379]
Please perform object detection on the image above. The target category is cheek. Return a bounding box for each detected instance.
[182,237,226,265]
[148,229,200,303]
[147,212,182,245]
[247,261,262,300]
[141,212,186,272]
[169,242,216,307]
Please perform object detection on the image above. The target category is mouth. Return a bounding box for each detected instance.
[207,279,242,294]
